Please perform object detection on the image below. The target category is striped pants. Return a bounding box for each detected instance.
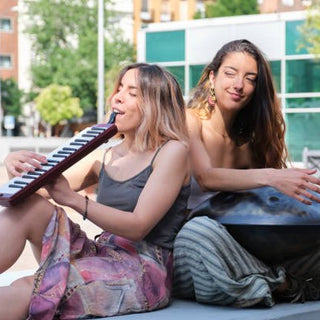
[173,216,320,307]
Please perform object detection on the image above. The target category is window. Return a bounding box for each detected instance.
[164,66,185,95]
[286,59,320,93]
[146,30,185,62]
[286,113,320,161]
[142,0,149,12]
[0,55,12,68]
[286,97,320,109]
[270,60,281,92]
[282,0,294,6]
[0,18,12,31]
[286,20,308,55]
[189,65,205,91]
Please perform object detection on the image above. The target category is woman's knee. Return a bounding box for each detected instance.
[5,276,35,319]
[5,193,54,220]
[11,275,34,290]
[174,216,229,259]
[177,217,223,241]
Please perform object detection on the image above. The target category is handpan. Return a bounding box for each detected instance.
[189,186,320,264]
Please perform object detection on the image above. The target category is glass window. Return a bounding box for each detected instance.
[286,20,308,55]
[165,66,185,95]
[286,59,320,93]
[285,113,320,161]
[142,0,149,12]
[269,60,281,92]
[0,55,12,68]
[189,65,205,91]
[286,98,320,109]
[0,18,12,31]
[146,30,185,62]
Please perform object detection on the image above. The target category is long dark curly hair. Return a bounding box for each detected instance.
[188,39,288,168]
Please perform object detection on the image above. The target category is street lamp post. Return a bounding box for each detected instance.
[0,28,2,136]
[97,0,105,124]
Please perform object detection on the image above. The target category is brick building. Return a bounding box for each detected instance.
[0,0,18,81]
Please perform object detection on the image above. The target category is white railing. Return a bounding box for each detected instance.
[0,137,69,164]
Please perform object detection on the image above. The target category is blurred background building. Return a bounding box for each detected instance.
[0,0,319,164]
[0,0,18,81]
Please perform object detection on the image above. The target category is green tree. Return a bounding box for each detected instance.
[0,78,23,117]
[24,0,134,116]
[299,1,320,56]
[35,84,83,126]
[204,0,258,18]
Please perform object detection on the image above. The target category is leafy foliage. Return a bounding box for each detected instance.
[205,0,258,18]
[24,0,134,115]
[0,78,23,117]
[299,1,320,56]
[35,84,83,126]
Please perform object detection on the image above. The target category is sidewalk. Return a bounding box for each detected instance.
[0,165,101,284]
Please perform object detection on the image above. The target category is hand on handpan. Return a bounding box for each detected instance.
[271,168,320,205]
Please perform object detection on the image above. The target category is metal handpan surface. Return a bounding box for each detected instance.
[189,186,320,264]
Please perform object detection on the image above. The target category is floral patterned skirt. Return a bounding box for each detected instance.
[28,207,173,320]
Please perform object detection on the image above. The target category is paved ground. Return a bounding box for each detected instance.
[0,164,101,273]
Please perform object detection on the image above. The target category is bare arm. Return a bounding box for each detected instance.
[187,110,320,205]
[45,140,189,240]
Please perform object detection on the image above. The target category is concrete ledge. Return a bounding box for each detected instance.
[1,270,320,320]
[109,299,320,320]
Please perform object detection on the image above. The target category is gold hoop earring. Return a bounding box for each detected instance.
[208,87,216,106]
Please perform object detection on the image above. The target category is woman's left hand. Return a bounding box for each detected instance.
[269,168,320,205]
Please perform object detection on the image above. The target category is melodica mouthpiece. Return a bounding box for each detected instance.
[107,111,118,124]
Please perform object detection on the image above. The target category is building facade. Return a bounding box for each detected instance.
[137,10,320,162]
[0,0,18,81]
[259,0,311,13]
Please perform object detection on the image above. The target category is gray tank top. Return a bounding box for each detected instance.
[96,144,190,249]
[187,176,217,210]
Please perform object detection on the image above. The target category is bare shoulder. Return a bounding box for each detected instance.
[153,140,189,166]
[186,109,202,137]
[186,108,200,123]
[164,139,188,153]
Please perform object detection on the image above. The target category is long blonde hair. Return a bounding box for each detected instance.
[109,63,188,151]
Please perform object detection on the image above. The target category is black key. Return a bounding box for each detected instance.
[86,130,100,134]
[70,142,85,146]
[47,159,60,164]
[34,169,47,173]
[91,127,105,132]
[52,154,68,158]
[57,151,73,155]
[82,134,97,138]
[8,184,24,189]
[62,147,77,151]
[14,181,29,185]
[22,175,36,180]
[26,171,42,176]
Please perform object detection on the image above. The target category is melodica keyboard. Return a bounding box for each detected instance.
[0,113,118,207]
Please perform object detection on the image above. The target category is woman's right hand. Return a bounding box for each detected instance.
[4,150,47,179]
